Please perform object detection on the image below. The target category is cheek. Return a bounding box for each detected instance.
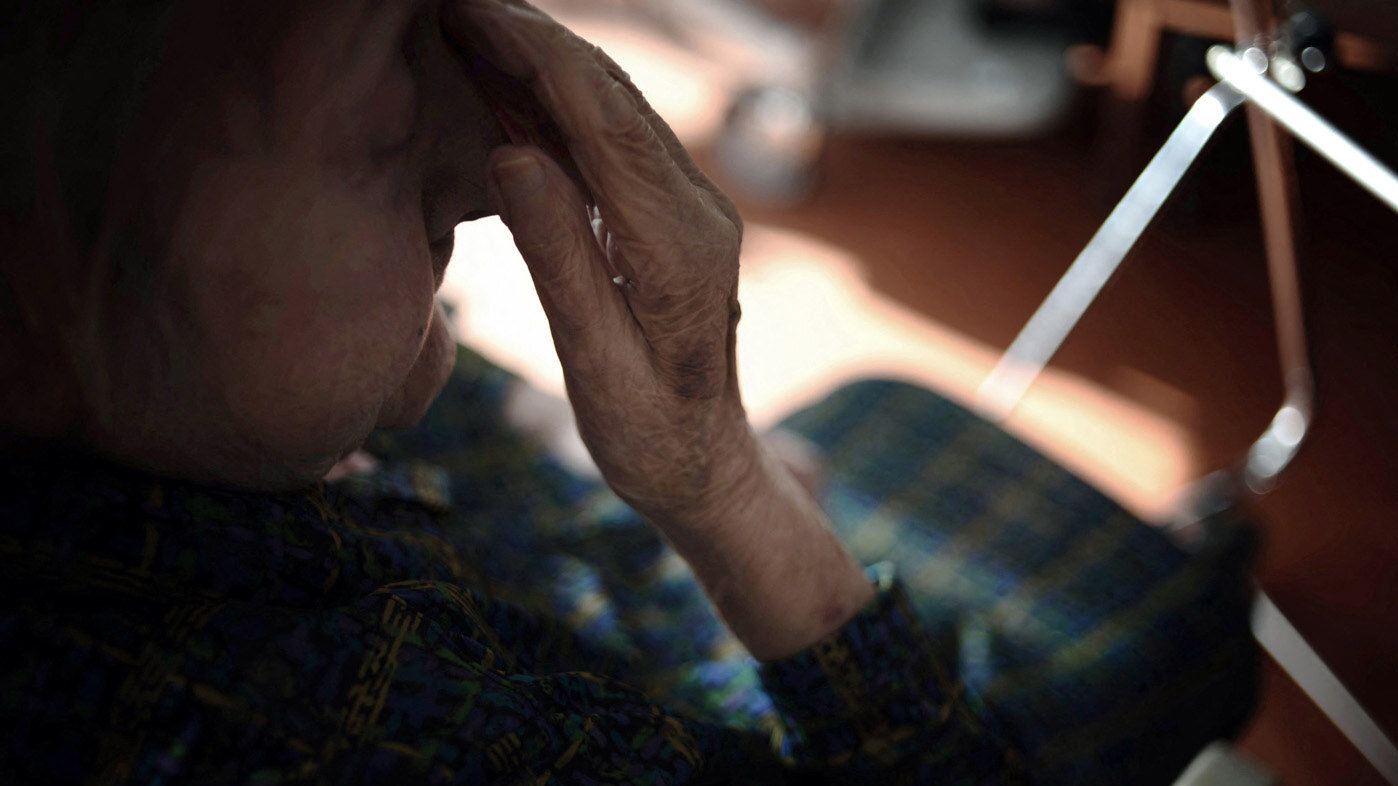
[378,301,457,429]
[172,159,435,465]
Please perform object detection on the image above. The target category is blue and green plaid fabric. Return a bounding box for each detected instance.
[778,380,1259,783]
[0,344,1256,783]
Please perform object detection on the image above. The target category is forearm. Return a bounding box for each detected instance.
[456,0,871,663]
[654,432,874,661]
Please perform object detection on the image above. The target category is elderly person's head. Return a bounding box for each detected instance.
[3,0,754,558]
[2,0,880,683]
[3,1,507,487]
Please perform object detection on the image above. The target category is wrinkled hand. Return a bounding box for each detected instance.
[444,0,755,529]
[445,1,873,660]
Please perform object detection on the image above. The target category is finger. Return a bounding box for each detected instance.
[448,2,736,228]
[444,1,706,252]
[457,46,591,199]
[586,48,741,229]
[485,145,637,367]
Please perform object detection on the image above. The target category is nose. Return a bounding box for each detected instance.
[413,7,508,241]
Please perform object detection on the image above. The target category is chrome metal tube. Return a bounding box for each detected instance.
[975,82,1246,421]
[1207,46,1398,214]
[1253,593,1398,783]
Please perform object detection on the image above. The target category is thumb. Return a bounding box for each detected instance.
[486,146,631,358]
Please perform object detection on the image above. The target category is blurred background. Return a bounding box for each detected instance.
[439,0,1398,781]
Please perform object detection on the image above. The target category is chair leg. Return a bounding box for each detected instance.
[1229,0,1315,492]
[1095,0,1165,194]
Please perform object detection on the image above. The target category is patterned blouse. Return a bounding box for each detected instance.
[1,345,1258,784]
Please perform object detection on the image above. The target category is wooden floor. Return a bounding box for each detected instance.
[706,75,1398,782]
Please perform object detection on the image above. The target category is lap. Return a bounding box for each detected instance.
[369,348,1259,783]
[779,379,1259,784]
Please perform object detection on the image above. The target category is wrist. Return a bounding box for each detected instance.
[656,431,875,661]
[623,402,767,535]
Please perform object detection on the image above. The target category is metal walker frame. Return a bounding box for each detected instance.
[975,42,1398,782]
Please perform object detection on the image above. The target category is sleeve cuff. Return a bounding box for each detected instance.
[756,562,991,772]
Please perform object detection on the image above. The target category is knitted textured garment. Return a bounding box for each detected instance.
[0,345,1256,784]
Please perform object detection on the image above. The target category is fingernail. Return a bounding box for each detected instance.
[491,154,544,222]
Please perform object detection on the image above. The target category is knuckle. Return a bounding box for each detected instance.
[549,25,580,57]
[594,46,632,82]
[701,190,744,241]
[718,195,744,236]
[534,28,587,87]
[718,215,743,257]
[596,80,650,143]
[679,190,742,254]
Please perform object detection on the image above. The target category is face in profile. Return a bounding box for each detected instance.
[76,0,507,487]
